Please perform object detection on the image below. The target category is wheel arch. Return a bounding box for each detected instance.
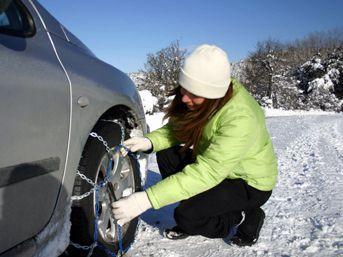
[98,104,141,135]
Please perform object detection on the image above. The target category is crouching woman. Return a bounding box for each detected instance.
[112,44,278,246]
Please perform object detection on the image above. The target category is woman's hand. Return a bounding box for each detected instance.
[123,137,152,152]
[111,191,152,226]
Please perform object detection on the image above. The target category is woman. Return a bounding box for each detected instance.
[112,44,278,246]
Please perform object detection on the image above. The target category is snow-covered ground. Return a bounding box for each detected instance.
[126,112,343,257]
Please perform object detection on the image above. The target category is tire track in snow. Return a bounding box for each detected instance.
[262,116,343,257]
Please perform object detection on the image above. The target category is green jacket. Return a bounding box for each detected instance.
[145,79,278,209]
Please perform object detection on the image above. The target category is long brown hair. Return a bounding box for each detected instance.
[164,82,233,155]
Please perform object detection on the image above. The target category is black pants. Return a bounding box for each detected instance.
[156,145,272,238]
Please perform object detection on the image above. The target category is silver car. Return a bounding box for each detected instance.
[0,0,148,256]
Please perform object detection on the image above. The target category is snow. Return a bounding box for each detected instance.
[313,60,324,70]
[129,128,150,185]
[307,76,335,92]
[263,108,336,117]
[308,78,325,92]
[302,59,324,71]
[125,112,343,257]
[323,74,334,90]
[34,201,71,257]
[145,112,167,131]
[328,68,340,81]
[139,90,158,114]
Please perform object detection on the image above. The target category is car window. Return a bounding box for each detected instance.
[0,12,10,26]
[0,0,35,37]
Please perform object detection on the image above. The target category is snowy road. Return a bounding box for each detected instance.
[127,114,343,257]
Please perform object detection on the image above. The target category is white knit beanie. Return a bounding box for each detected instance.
[178,44,231,99]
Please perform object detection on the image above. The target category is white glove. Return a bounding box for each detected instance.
[123,137,152,153]
[111,191,152,226]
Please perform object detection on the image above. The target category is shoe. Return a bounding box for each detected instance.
[163,226,189,240]
[231,208,265,246]
[223,211,246,244]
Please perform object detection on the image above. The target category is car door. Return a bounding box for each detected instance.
[0,0,70,252]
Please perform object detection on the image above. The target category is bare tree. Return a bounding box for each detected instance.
[139,41,187,110]
[244,39,288,107]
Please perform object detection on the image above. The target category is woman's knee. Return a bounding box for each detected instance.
[174,200,197,222]
[174,202,201,233]
[156,148,172,168]
[156,145,194,178]
[156,148,178,178]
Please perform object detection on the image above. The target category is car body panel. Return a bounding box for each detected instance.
[0,0,70,252]
[0,0,147,255]
[35,3,147,228]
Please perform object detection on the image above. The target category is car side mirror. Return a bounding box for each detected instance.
[0,0,12,12]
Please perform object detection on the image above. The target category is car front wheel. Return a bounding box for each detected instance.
[65,120,141,257]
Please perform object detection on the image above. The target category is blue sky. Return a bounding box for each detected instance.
[39,0,343,73]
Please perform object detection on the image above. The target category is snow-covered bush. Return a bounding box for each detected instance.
[295,48,343,111]
[325,48,343,97]
[296,56,326,93]
[242,30,343,112]
[138,90,158,114]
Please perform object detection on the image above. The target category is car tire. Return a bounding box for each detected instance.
[65,120,141,257]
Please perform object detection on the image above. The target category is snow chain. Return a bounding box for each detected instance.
[70,119,138,257]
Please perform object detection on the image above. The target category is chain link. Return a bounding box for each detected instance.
[90,132,111,153]
[76,170,96,186]
[70,188,95,201]
[70,242,96,251]
[70,120,134,256]
[70,170,96,201]
[106,119,126,144]
[86,245,96,257]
